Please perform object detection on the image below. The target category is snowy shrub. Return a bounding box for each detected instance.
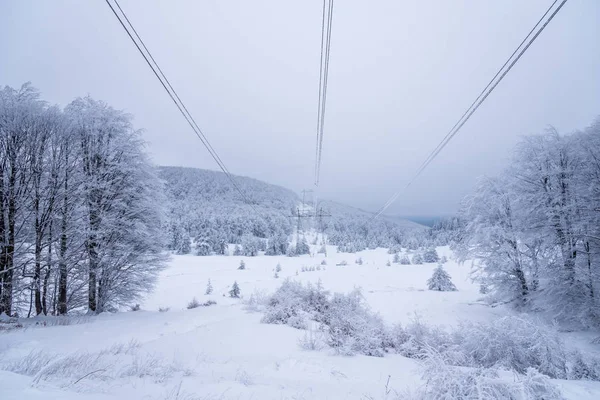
[187,297,201,309]
[275,263,282,273]
[440,255,448,264]
[400,255,411,265]
[317,244,327,254]
[323,289,388,357]
[229,281,241,298]
[451,317,568,378]
[386,260,391,266]
[422,248,439,263]
[261,279,329,326]
[158,307,170,312]
[392,253,400,263]
[238,260,246,270]
[427,265,457,291]
[336,260,348,266]
[569,350,600,380]
[355,257,363,265]
[3,342,192,388]
[130,304,141,312]
[274,272,279,278]
[412,253,424,265]
[321,259,327,265]
[414,351,563,400]
[265,233,289,256]
[287,313,309,330]
[205,279,213,295]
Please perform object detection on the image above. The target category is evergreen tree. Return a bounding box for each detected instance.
[423,248,440,263]
[400,255,411,265]
[393,253,400,263]
[295,237,310,255]
[229,281,241,298]
[205,279,213,295]
[238,260,246,270]
[427,265,457,291]
[412,253,424,265]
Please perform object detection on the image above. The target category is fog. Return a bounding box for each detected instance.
[1,0,598,215]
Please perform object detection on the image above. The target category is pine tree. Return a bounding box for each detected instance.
[393,253,400,263]
[386,260,391,266]
[427,265,457,291]
[205,279,213,295]
[229,281,241,298]
[238,260,246,270]
[275,263,282,273]
[423,248,440,263]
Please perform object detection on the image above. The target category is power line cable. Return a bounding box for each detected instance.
[314,0,335,187]
[105,0,258,212]
[369,0,568,222]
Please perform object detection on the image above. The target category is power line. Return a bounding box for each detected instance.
[105,0,257,212]
[368,0,568,222]
[314,0,335,187]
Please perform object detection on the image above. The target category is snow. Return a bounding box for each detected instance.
[2,246,600,399]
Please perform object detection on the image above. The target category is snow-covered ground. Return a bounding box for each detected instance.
[2,246,600,399]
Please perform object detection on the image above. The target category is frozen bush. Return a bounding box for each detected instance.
[323,289,388,357]
[321,259,327,265]
[275,263,282,273]
[130,304,141,312]
[355,257,363,265]
[187,297,200,309]
[393,253,400,263]
[386,260,391,266]
[451,317,568,378]
[569,350,600,380]
[427,265,457,291]
[261,279,329,326]
[158,307,170,312]
[238,260,246,270]
[287,313,309,330]
[440,255,448,264]
[400,255,411,265]
[336,260,348,266]
[414,351,563,400]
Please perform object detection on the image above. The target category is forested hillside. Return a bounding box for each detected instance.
[160,168,427,256]
[160,166,297,255]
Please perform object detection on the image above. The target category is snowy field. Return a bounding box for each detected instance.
[2,246,600,399]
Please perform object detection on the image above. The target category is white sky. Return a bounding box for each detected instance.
[1,0,599,215]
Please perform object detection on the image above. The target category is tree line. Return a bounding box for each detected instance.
[457,117,600,327]
[0,83,166,317]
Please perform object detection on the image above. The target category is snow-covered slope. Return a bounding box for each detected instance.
[2,246,600,399]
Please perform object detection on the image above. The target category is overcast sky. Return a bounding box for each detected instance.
[1,0,599,216]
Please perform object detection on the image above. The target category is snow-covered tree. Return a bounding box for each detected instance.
[238,260,246,270]
[296,237,310,255]
[412,253,423,265]
[393,253,400,263]
[427,265,457,292]
[229,281,241,298]
[423,248,440,263]
[205,279,213,295]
